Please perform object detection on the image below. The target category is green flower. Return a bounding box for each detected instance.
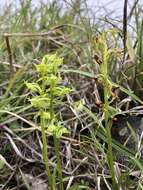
[45,75,61,87]
[48,123,69,138]
[53,87,73,97]
[35,62,48,75]
[36,54,63,75]
[73,99,85,112]
[41,111,51,120]
[25,82,42,93]
[29,96,50,109]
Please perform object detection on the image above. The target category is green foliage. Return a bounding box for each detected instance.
[0,160,5,170]
[1,0,143,189]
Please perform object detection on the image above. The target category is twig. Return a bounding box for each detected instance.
[3,32,53,38]
[3,26,64,38]
[5,36,14,76]
[123,0,128,64]
[1,167,17,190]
[128,0,139,20]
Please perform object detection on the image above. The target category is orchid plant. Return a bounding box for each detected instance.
[26,54,72,190]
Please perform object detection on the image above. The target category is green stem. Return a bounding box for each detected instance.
[40,111,53,190]
[49,85,64,190]
[53,134,64,190]
[101,37,119,190]
[104,78,119,190]
[50,85,54,120]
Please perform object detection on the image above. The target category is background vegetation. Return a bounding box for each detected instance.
[0,0,143,189]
